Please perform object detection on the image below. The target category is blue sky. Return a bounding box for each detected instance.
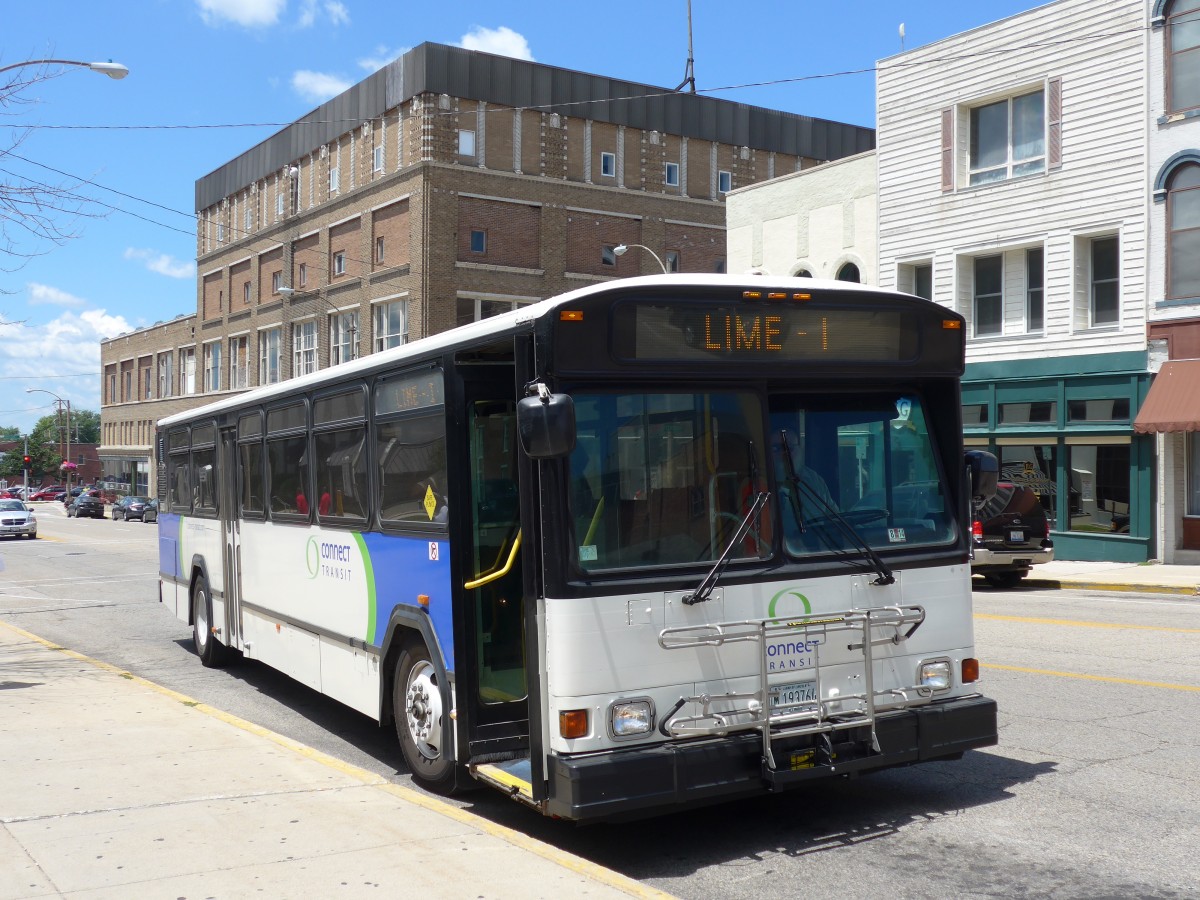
[0,0,1048,434]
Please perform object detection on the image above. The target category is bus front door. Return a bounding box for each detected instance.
[460,387,530,764]
[219,426,242,651]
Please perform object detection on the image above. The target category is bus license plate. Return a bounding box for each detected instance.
[1009,529,1026,542]
[771,680,818,708]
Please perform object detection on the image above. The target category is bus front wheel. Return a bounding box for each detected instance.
[393,639,455,793]
[192,574,231,668]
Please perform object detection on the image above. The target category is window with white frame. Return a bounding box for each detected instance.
[293,320,317,376]
[181,348,196,395]
[375,236,385,263]
[973,255,1003,337]
[229,335,249,390]
[107,372,116,404]
[600,152,616,178]
[271,271,282,295]
[277,193,285,218]
[969,89,1045,185]
[1167,0,1200,115]
[333,251,346,277]
[329,166,340,193]
[455,296,536,326]
[458,129,476,157]
[1090,236,1119,327]
[203,342,221,392]
[1026,247,1044,332]
[217,222,225,243]
[373,145,385,172]
[244,206,252,233]
[718,170,732,194]
[374,300,406,351]
[665,162,680,187]
[898,261,933,300]
[243,281,252,305]
[258,328,281,385]
[298,262,307,287]
[331,311,360,366]
[665,250,680,272]
[157,352,173,399]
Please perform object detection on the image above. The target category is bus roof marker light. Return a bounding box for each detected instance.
[560,310,584,322]
[417,593,430,608]
[742,291,762,300]
[767,292,787,300]
[943,320,963,330]
[793,292,812,301]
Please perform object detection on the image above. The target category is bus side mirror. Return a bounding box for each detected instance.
[965,450,999,505]
[517,391,576,459]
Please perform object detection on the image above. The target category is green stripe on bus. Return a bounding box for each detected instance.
[353,532,377,644]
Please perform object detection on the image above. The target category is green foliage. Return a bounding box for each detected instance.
[0,425,19,441]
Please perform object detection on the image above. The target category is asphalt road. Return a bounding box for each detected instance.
[2,505,1197,899]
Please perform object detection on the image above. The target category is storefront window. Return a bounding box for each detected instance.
[1067,399,1130,423]
[963,404,989,426]
[1188,434,1200,517]
[1068,444,1130,532]
[999,445,1057,521]
[999,401,1057,425]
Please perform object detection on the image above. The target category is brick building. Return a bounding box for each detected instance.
[100,42,873,495]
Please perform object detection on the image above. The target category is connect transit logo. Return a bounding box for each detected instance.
[306,537,320,578]
[768,588,812,619]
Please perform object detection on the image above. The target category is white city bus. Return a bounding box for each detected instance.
[156,274,999,821]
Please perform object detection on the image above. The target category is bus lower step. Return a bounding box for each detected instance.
[471,756,542,809]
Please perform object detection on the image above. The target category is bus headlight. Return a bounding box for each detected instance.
[609,698,654,739]
[919,659,952,690]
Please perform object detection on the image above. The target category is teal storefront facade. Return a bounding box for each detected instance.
[962,350,1155,562]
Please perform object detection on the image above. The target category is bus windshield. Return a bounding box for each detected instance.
[769,391,955,558]
[569,389,955,572]
[570,390,769,571]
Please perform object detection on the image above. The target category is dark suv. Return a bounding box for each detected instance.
[971,482,1054,588]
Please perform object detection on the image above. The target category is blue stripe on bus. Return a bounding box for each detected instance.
[360,533,454,669]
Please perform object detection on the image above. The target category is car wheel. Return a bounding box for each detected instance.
[393,638,456,793]
[985,571,1025,589]
[191,574,232,668]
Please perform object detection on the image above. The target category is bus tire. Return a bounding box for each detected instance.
[393,639,455,793]
[191,574,231,668]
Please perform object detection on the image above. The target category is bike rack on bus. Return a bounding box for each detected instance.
[656,605,929,781]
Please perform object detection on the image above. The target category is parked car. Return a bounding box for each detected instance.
[112,496,153,522]
[0,499,36,539]
[29,487,63,501]
[143,498,159,524]
[972,482,1054,588]
[66,491,106,519]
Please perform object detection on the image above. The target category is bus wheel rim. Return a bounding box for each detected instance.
[405,661,442,760]
[195,591,208,649]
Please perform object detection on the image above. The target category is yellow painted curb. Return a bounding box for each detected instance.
[0,619,677,900]
[1025,578,1199,597]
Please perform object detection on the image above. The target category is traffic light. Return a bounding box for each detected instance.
[23,455,31,472]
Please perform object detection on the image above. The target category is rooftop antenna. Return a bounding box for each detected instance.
[899,22,906,52]
[675,0,697,93]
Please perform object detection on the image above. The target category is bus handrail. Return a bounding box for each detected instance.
[464,529,522,590]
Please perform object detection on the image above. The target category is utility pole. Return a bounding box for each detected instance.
[23,434,29,498]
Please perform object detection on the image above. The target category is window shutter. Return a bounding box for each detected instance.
[941,108,954,192]
[1047,78,1063,171]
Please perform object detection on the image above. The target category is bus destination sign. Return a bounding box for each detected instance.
[614,303,918,363]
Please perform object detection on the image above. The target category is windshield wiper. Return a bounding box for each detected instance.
[683,491,769,606]
[776,428,894,586]
[795,480,895,586]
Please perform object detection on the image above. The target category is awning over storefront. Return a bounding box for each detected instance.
[1133,360,1200,433]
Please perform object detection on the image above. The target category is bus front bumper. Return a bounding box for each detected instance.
[546,694,997,822]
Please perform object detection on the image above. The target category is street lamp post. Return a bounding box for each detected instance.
[0,58,129,79]
[613,243,669,274]
[26,389,71,491]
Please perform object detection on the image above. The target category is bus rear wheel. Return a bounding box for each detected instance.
[192,574,231,668]
[393,639,455,793]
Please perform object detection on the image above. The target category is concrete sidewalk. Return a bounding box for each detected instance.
[0,622,671,900]
[1017,559,1200,596]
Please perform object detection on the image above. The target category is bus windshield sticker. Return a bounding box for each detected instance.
[578,545,598,562]
[887,528,907,543]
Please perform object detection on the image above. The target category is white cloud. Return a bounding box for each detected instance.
[458,26,534,62]
[197,0,285,27]
[27,283,86,308]
[359,45,407,73]
[124,248,196,280]
[0,309,134,423]
[292,70,353,103]
[298,0,349,28]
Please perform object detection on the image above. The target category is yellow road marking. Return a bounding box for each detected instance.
[983,663,1200,693]
[0,619,677,900]
[975,613,1200,634]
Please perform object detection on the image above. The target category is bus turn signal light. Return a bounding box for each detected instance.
[943,319,963,330]
[962,658,980,683]
[560,310,583,321]
[559,709,588,739]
